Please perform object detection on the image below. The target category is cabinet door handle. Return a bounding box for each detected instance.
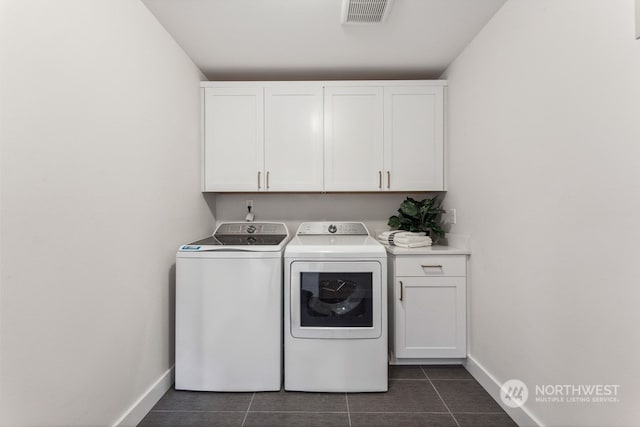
[266,171,270,190]
[387,171,391,189]
[421,264,443,269]
[378,171,382,189]
[399,280,404,301]
[257,171,261,189]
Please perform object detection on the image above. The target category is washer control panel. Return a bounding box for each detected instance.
[215,222,287,236]
[296,222,369,236]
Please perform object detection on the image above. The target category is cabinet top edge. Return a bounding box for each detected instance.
[385,245,470,255]
[200,80,447,88]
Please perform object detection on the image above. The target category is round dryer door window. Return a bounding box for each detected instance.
[300,272,373,328]
[289,260,383,339]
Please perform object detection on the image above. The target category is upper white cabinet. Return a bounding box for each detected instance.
[384,86,444,191]
[265,86,324,191]
[203,87,263,192]
[202,85,323,192]
[201,81,446,192]
[324,86,384,191]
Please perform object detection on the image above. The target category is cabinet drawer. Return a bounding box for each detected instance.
[395,255,465,277]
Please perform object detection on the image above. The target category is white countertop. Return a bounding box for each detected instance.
[384,244,470,255]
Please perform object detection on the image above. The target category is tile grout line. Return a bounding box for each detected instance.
[389,378,475,381]
[150,410,248,413]
[241,392,255,427]
[345,392,352,427]
[150,408,472,414]
[346,411,456,414]
[390,380,475,381]
[245,410,348,414]
[421,366,461,427]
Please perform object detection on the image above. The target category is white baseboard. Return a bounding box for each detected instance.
[112,366,174,427]
[389,355,466,366]
[464,356,542,427]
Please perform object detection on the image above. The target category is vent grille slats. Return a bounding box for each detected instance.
[342,0,394,24]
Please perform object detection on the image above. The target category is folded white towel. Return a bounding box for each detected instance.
[377,231,432,247]
[394,240,433,248]
[378,231,425,240]
[394,235,432,244]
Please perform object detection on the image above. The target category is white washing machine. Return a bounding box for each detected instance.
[284,222,388,392]
[175,222,289,391]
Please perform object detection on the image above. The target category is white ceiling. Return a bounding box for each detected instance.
[141,0,507,81]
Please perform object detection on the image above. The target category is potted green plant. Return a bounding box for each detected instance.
[387,196,445,239]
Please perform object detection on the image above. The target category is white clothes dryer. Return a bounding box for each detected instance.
[176,222,289,391]
[284,222,388,392]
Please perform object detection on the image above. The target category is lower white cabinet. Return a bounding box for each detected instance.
[388,253,467,360]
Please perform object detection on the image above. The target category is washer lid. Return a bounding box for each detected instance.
[178,222,289,252]
[189,234,288,246]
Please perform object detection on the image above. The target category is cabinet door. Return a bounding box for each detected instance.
[324,86,384,191]
[394,276,466,358]
[264,86,324,191]
[384,86,444,191]
[203,87,264,191]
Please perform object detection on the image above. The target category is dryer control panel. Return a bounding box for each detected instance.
[296,222,369,236]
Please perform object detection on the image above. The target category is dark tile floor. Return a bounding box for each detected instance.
[139,365,517,427]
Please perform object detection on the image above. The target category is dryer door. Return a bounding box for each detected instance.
[290,261,382,339]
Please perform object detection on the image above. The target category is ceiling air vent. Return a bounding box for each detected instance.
[341,0,394,24]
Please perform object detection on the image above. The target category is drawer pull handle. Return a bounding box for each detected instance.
[399,280,404,301]
[257,171,261,189]
[266,171,270,190]
[387,171,391,189]
[378,171,382,189]
[421,264,443,269]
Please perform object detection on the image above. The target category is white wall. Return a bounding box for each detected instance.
[0,1,213,425]
[214,193,437,238]
[636,0,640,39]
[442,1,640,425]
